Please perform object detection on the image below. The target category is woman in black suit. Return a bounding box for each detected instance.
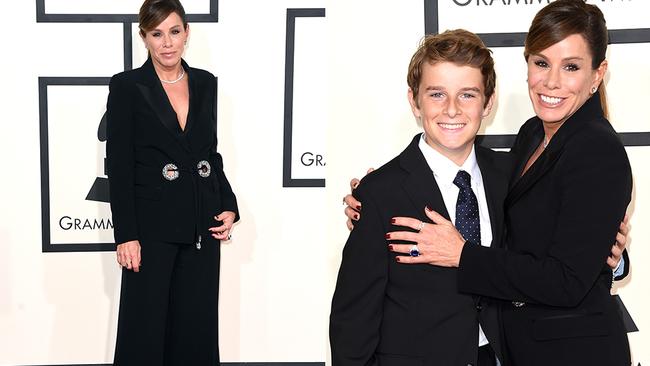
[106,0,238,364]
[387,1,632,365]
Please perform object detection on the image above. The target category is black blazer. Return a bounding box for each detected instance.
[106,58,239,245]
[330,135,512,366]
[456,93,632,366]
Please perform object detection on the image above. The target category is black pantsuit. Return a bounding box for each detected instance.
[114,237,220,365]
[106,57,238,365]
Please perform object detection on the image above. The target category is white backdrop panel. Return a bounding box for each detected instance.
[439,0,649,33]
[47,85,114,245]
[45,0,210,14]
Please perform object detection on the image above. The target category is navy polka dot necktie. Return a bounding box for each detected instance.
[453,170,481,246]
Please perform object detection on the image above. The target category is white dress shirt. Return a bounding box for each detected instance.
[418,133,493,348]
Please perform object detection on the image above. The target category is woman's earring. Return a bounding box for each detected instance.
[591,86,598,94]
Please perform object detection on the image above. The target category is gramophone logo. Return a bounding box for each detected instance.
[86,112,109,203]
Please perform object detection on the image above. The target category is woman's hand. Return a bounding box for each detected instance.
[607,215,629,269]
[343,168,374,230]
[116,240,141,272]
[387,207,466,267]
[209,211,237,240]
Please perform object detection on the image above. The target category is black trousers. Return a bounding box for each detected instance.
[477,344,497,366]
[113,237,221,366]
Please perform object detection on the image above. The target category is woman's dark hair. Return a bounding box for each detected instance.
[138,0,188,36]
[524,0,609,117]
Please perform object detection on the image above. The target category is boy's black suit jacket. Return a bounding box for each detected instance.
[330,134,512,366]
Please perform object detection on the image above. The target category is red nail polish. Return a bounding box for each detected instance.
[388,244,393,250]
[354,214,359,220]
[396,257,401,262]
[426,205,432,212]
[385,233,391,239]
[356,205,362,211]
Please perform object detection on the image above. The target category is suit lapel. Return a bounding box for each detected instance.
[510,125,540,188]
[475,146,507,248]
[181,59,199,136]
[505,138,563,208]
[135,57,192,153]
[399,135,451,221]
[505,92,604,208]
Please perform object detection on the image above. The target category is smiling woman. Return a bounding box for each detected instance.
[106,0,239,365]
[526,34,605,127]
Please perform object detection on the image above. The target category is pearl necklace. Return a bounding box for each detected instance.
[160,68,185,84]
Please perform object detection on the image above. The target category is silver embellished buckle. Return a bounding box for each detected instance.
[197,160,211,178]
[162,163,179,181]
[512,301,526,308]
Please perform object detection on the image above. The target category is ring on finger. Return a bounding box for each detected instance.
[417,221,426,232]
[410,244,420,257]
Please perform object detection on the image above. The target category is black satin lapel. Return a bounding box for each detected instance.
[136,58,193,152]
[135,83,175,133]
[505,135,564,208]
[181,60,198,135]
[511,138,539,185]
[399,136,451,222]
[476,148,508,248]
[135,83,191,152]
[506,92,604,208]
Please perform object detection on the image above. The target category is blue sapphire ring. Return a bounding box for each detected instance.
[409,244,420,257]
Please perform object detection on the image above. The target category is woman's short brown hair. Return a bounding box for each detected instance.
[524,0,609,116]
[407,29,496,108]
[139,0,188,36]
